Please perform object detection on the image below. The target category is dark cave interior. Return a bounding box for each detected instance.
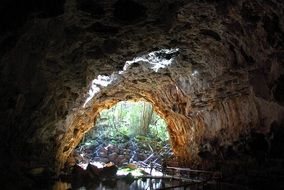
[0,0,284,189]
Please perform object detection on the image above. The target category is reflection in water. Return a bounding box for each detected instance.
[129,178,163,190]
[52,181,72,190]
[52,178,187,190]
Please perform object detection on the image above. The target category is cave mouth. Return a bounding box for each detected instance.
[74,100,173,174]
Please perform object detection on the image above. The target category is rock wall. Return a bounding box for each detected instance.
[0,0,284,174]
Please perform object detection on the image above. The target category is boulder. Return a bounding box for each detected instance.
[100,162,118,177]
[108,152,118,161]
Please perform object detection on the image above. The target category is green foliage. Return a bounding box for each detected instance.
[149,118,169,142]
[117,167,147,176]
[83,101,169,145]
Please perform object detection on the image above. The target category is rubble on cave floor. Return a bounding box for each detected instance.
[74,133,173,170]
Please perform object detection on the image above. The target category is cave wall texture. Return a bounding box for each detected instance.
[0,0,284,176]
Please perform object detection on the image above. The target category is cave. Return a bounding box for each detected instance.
[0,0,284,189]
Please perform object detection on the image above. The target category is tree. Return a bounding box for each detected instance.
[141,101,153,135]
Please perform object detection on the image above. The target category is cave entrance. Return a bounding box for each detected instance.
[74,100,172,174]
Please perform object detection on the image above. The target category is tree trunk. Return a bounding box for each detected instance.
[141,102,153,135]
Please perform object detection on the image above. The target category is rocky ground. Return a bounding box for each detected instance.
[73,134,173,168]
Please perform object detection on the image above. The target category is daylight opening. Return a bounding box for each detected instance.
[75,101,173,175]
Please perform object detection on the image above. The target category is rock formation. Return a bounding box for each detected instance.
[0,0,284,188]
